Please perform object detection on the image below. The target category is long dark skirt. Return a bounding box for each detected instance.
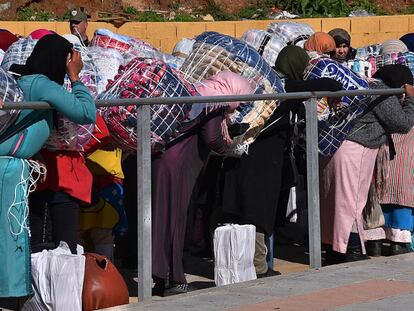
[219,130,287,235]
[152,114,226,283]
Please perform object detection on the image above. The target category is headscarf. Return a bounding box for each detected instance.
[400,33,414,52]
[380,39,408,56]
[274,45,310,81]
[195,70,254,106]
[304,32,336,54]
[373,64,413,88]
[328,28,351,47]
[9,34,73,85]
[29,29,55,40]
[0,29,18,52]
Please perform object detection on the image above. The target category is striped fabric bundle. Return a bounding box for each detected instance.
[304,57,370,156]
[267,21,314,47]
[380,127,414,208]
[1,37,37,71]
[181,31,284,156]
[99,58,197,154]
[0,67,23,135]
[241,29,286,66]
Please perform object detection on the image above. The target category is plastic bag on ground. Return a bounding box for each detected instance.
[22,242,85,311]
[214,224,256,286]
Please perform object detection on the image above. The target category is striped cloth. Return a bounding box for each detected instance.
[380,126,414,208]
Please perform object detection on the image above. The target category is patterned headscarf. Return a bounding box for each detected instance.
[380,39,408,56]
[304,32,336,54]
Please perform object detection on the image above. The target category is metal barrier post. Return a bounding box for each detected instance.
[137,104,152,300]
[305,97,322,269]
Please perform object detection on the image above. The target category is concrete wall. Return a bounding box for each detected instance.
[1,15,414,53]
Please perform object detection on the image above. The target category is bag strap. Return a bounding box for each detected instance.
[0,110,47,145]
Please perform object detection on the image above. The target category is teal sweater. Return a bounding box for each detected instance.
[0,74,96,158]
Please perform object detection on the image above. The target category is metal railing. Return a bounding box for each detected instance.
[2,87,405,301]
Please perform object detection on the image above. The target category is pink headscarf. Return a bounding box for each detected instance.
[195,71,254,144]
[195,71,254,111]
[29,29,55,40]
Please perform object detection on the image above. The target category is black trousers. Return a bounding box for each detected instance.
[29,190,80,254]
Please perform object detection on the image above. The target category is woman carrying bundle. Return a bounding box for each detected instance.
[321,64,414,264]
[0,34,95,300]
[151,71,254,296]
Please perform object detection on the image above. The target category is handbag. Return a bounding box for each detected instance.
[363,182,385,230]
[82,253,129,311]
[86,146,124,179]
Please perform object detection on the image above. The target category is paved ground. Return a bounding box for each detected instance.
[106,253,414,311]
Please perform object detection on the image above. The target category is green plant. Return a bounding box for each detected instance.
[173,13,197,22]
[278,0,350,17]
[238,5,268,20]
[168,1,181,11]
[203,0,237,21]
[123,6,140,15]
[135,11,165,22]
[17,7,54,21]
[349,0,388,15]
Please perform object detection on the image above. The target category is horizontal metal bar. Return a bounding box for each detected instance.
[0,88,405,110]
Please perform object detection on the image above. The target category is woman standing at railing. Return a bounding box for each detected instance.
[320,65,414,264]
[0,34,96,301]
[151,71,254,296]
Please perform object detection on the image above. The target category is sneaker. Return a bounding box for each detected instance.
[163,282,196,296]
[257,269,281,278]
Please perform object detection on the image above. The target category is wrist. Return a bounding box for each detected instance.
[69,75,80,83]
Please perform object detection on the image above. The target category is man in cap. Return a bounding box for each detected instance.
[69,9,89,46]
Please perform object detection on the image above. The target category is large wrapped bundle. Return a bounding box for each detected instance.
[241,29,286,66]
[0,67,23,135]
[87,47,125,94]
[99,58,197,153]
[90,29,182,69]
[268,21,314,47]
[44,118,94,152]
[304,58,370,156]
[0,49,5,64]
[181,32,284,155]
[354,44,382,60]
[1,37,37,71]
[346,52,414,78]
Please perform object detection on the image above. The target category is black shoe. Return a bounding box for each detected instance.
[325,249,346,265]
[163,282,196,296]
[257,269,281,278]
[390,242,411,255]
[152,277,166,297]
[366,240,382,257]
[346,245,370,262]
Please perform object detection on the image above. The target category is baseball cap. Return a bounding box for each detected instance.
[69,9,87,23]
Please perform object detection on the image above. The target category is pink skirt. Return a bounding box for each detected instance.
[320,140,378,253]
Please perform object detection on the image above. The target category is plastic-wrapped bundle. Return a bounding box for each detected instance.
[404,52,414,76]
[87,47,124,94]
[0,49,5,64]
[346,52,410,78]
[90,28,182,69]
[304,58,370,156]
[99,58,197,153]
[44,117,94,152]
[354,44,382,60]
[241,29,286,66]
[1,37,37,71]
[268,21,314,47]
[0,67,23,135]
[181,32,284,155]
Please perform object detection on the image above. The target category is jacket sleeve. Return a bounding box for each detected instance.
[29,75,96,124]
[373,95,414,134]
[200,113,228,154]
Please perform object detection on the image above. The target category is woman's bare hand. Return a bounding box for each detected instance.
[66,50,83,83]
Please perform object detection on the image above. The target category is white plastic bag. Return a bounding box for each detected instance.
[22,242,85,311]
[213,224,256,286]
